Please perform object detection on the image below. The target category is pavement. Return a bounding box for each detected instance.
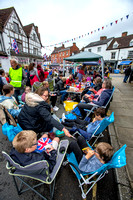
[109,73,133,200]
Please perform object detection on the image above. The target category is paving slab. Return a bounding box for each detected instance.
[115,127,133,147]
[112,108,133,117]
[110,102,128,108]
[114,116,133,129]
[125,147,133,184]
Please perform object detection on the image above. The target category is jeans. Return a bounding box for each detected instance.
[60,90,67,101]
[123,75,129,83]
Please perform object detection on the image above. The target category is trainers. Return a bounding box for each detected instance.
[53,106,59,111]
[62,113,66,122]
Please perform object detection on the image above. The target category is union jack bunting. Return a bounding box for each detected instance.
[12,39,19,54]
[35,137,52,153]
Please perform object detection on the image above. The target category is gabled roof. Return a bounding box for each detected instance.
[0,7,14,31]
[85,37,114,48]
[51,46,64,54]
[0,7,24,33]
[23,23,42,45]
[107,34,133,50]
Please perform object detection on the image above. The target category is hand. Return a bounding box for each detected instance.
[89,88,94,92]
[85,150,94,160]
[85,94,90,98]
[62,128,72,137]
[46,146,54,153]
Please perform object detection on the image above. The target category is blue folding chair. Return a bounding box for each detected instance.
[66,144,127,199]
[84,86,115,118]
[88,112,114,146]
[73,112,114,147]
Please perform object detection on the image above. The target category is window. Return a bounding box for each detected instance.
[33,33,36,41]
[88,49,91,52]
[13,22,19,33]
[66,51,68,55]
[63,52,64,56]
[17,42,22,52]
[128,51,133,59]
[97,47,101,52]
[129,39,133,47]
[113,42,118,48]
[111,52,116,59]
[33,47,38,55]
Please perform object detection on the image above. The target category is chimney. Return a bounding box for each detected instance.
[100,36,107,41]
[62,44,64,48]
[73,42,76,46]
[122,32,127,37]
[54,47,56,50]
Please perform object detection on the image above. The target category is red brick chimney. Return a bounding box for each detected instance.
[122,32,127,37]
[73,42,76,46]
[100,36,107,41]
[54,47,56,50]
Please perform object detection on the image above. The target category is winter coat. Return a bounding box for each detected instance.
[54,79,66,91]
[10,147,57,172]
[92,89,113,106]
[125,66,131,76]
[18,93,64,133]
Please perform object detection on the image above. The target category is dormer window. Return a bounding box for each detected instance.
[113,42,118,48]
[129,39,133,46]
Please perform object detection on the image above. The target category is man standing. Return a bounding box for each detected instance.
[123,65,131,83]
[9,59,27,103]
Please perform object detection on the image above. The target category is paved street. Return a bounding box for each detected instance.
[0,73,133,200]
[109,73,133,199]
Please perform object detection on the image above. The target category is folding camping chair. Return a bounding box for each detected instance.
[66,144,127,199]
[2,139,69,200]
[84,86,115,118]
[73,112,114,147]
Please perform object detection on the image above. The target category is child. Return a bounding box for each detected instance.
[10,130,59,173]
[66,108,105,140]
[21,86,31,102]
[68,135,113,173]
[0,84,21,117]
[0,69,8,85]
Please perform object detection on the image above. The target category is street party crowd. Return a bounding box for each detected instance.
[0,58,114,176]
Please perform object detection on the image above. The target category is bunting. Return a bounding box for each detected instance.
[42,13,131,48]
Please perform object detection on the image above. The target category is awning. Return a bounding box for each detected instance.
[119,60,132,65]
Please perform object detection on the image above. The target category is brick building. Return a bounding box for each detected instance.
[51,42,79,64]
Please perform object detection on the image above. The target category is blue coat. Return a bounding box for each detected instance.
[92,89,113,106]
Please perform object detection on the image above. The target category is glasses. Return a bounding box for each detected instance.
[42,94,49,98]
[32,142,38,147]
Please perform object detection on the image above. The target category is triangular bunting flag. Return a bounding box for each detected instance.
[102,26,104,30]
[126,15,129,19]
[110,22,113,26]
[121,17,123,21]
[115,20,118,24]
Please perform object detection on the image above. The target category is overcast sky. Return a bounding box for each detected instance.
[1,0,133,55]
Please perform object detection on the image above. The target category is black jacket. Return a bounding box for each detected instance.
[18,98,64,133]
[10,148,57,172]
[54,79,66,91]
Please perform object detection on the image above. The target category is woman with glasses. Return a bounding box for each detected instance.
[18,86,72,137]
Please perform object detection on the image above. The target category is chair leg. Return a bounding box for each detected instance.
[49,179,56,200]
